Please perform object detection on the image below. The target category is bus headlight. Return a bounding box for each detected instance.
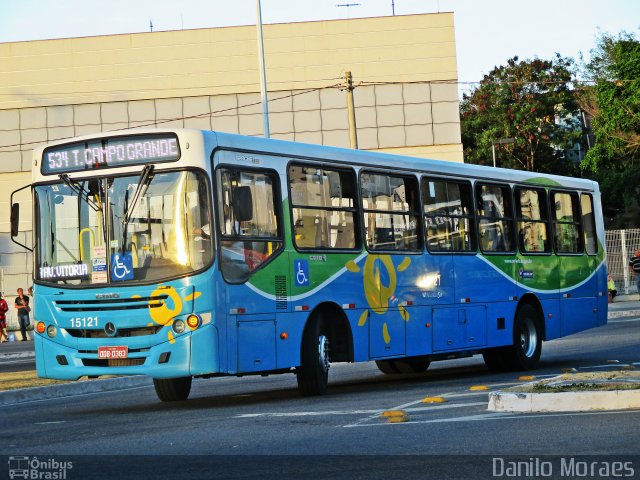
[36,322,46,335]
[46,325,57,338]
[172,320,186,334]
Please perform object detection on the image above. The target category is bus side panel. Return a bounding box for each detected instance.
[406,306,433,356]
[484,302,517,347]
[559,256,598,336]
[455,255,517,304]
[541,298,561,340]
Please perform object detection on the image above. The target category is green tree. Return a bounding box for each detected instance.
[461,55,582,174]
[578,31,640,225]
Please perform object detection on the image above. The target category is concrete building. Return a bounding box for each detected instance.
[0,13,462,314]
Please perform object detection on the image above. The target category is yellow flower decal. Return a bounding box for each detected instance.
[347,254,410,345]
[141,285,201,343]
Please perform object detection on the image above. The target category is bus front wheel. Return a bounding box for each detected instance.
[296,318,330,396]
[153,376,192,402]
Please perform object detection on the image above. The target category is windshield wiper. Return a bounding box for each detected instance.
[59,174,102,212]
[121,165,155,253]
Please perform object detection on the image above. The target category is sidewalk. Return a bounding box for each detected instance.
[607,293,640,319]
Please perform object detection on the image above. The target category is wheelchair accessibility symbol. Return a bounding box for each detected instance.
[110,252,134,281]
[294,259,309,287]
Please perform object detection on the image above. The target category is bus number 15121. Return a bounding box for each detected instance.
[70,317,99,328]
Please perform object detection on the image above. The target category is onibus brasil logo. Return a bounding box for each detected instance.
[8,456,73,479]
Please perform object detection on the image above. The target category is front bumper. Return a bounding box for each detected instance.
[35,324,219,380]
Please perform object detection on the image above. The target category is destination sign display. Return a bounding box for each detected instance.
[42,133,180,174]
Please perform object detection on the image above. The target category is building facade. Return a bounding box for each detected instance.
[0,13,462,313]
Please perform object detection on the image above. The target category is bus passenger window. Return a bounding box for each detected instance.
[515,187,550,254]
[476,184,514,253]
[289,165,358,250]
[422,178,475,252]
[552,191,582,254]
[361,172,421,252]
[581,194,597,255]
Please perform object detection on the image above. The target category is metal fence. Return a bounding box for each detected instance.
[605,228,640,295]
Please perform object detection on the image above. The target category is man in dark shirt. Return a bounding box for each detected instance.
[630,249,640,294]
[14,288,30,341]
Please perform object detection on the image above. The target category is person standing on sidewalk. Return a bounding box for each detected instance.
[630,248,640,294]
[0,292,8,342]
[14,287,30,341]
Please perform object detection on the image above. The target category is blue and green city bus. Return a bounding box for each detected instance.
[10,128,607,401]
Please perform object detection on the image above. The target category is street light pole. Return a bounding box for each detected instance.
[256,0,270,138]
[492,137,515,167]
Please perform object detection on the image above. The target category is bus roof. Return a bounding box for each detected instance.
[32,128,599,192]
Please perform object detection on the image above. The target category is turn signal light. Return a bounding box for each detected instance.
[36,322,46,334]
[186,314,200,330]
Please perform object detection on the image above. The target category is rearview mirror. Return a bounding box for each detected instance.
[10,203,19,238]
[232,186,253,222]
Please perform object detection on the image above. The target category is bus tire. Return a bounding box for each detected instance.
[153,376,192,402]
[396,357,431,373]
[503,303,542,371]
[482,348,508,372]
[296,317,330,396]
[375,357,431,374]
[375,360,399,374]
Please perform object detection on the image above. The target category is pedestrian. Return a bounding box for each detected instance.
[630,248,640,295]
[607,274,617,303]
[14,287,30,341]
[0,292,8,343]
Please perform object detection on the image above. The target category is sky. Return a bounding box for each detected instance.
[1,0,638,94]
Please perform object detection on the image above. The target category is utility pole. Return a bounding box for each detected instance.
[256,0,270,138]
[345,71,358,149]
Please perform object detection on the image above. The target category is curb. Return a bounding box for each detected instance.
[487,389,640,413]
[608,310,640,319]
[0,376,153,406]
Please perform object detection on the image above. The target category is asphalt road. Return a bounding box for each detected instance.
[1,315,639,479]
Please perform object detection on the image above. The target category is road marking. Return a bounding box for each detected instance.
[34,421,66,425]
[346,409,640,428]
[0,352,35,360]
[236,402,487,420]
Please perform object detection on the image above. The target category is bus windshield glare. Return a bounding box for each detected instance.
[35,170,213,286]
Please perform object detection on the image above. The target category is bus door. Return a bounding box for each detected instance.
[216,161,284,374]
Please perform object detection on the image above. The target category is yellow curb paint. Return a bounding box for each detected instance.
[422,397,447,403]
[518,375,535,381]
[381,410,406,417]
[387,415,409,423]
[469,385,489,391]
[380,410,409,423]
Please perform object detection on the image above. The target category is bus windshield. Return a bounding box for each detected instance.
[35,169,213,286]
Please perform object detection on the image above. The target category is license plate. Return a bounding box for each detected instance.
[98,346,128,359]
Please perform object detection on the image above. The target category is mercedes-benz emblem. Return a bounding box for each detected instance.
[104,322,117,337]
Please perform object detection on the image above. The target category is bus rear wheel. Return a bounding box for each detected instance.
[153,376,192,402]
[504,304,542,371]
[296,318,330,396]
